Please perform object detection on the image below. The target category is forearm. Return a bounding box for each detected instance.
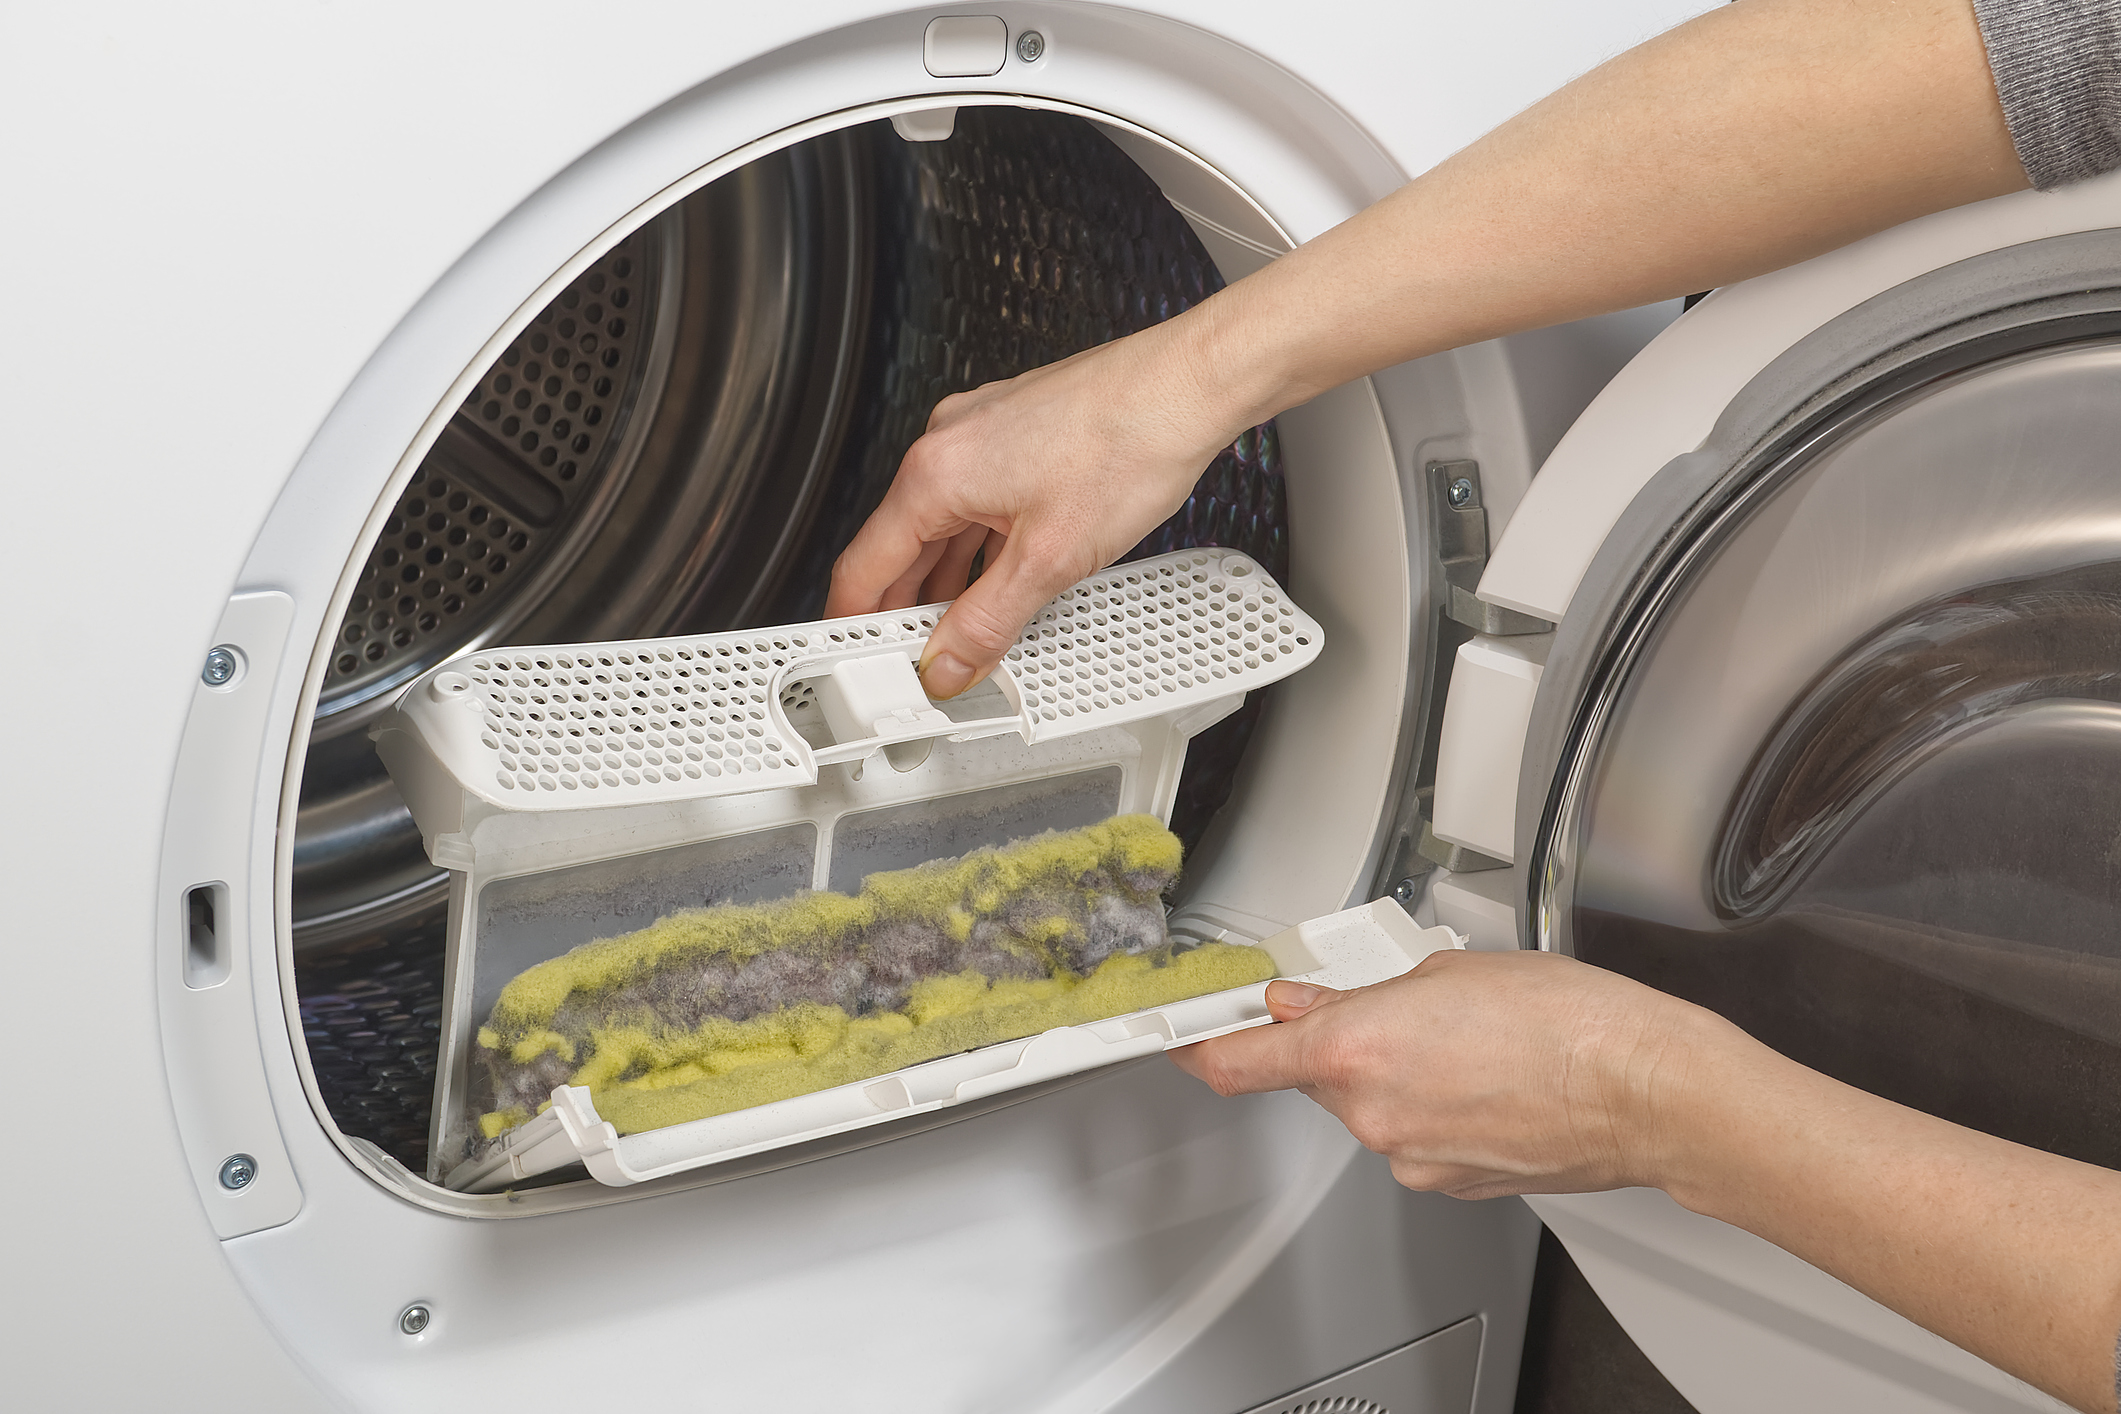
[1177,951,2121,1411]
[1171,0,2023,432]
[825,0,2028,690]
[1651,1009,2121,1413]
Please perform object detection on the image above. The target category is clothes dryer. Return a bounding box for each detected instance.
[30,4,2093,1413]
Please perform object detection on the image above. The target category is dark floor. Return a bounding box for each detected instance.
[1514,1228,1701,1414]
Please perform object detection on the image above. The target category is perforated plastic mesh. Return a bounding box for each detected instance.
[397,549,1319,808]
[466,608,949,794]
[1004,553,1315,724]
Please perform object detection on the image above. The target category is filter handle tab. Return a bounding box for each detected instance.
[783,641,1028,769]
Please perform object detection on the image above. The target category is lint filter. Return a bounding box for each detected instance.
[375,549,1461,1192]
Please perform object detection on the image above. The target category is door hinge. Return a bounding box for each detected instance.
[1429,460,1554,636]
[1380,788,1512,901]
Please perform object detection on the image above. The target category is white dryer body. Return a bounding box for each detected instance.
[22,4,2107,1414]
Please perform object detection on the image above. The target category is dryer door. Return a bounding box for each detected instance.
[1430,190,2121,1414]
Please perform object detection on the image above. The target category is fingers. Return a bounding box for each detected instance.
[917,531,1090,699]
[827,494,948,619]
[1265,979,1343,1021]
[874,536,952,612]
[1168,1020,1319,1096]
[826,435,983,618]
[829,325,1227,656]
[918,526,993,606]
[1169,979,1349,1094]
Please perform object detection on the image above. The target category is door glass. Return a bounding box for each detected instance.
[1555,342,2121,1169]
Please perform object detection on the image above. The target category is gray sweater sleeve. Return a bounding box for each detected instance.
[1974,0,2121,189]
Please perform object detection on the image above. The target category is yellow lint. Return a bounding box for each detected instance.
[485,813,1184,1035]
[506,943,1273,1137]
[473,815,1273,1139]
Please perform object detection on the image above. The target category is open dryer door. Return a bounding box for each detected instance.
[1427,182,2121,1414]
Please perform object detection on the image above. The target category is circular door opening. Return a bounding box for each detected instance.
[290,106,1292,1177]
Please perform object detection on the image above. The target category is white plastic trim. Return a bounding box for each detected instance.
[450,900,1461,1190]
[1430,633,1551,862]
[157,592,306,1240]
[1429,872,1521,953]
[923,15,1007,77]
[889,107,958,142]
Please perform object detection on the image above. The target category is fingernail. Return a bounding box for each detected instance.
[918,651,975,700]
[1267,980,1322,1010]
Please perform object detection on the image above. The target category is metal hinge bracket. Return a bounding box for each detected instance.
[1428,460,1554,636]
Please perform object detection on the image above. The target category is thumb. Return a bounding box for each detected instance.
[1265,979,1346,1022]
[918,534,1089,699]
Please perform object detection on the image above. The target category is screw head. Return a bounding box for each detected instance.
[1015,29,1045,61]
[1446,478,1476,510]
[218,1154,257,1191]
[1391,877,1421,905]
[201,645,241,687]
[399,1304,432,1336]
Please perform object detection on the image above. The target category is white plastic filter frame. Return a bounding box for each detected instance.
[376,549,1321,861]
[424,742,1153,1184]
[375,549,1380,1188]
[460,899,1462,1190]
[426,732,1164,1184]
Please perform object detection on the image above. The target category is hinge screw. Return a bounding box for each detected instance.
[1446,478,1475,510]
[202,645,240,686]
[218,1153,257,1190]
[399,1304,432,1336]
[1015,29,1045,61]
[1391,877,1421,906]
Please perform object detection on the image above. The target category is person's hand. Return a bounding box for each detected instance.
[1169,948,1738,1200]
[824,313,1249,699]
